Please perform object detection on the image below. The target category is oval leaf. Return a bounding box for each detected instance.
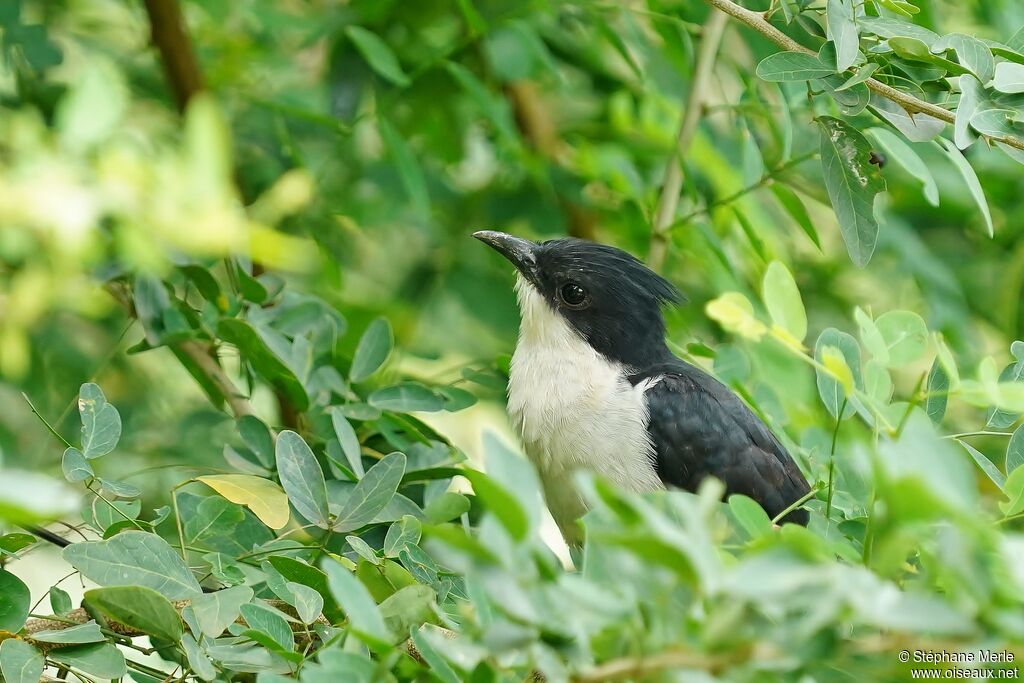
[350,317,394,383]
[86,586,183,642]
[197,474,290,530]
[276,431,330,529]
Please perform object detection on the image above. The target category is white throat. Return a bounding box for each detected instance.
[506,276,663,543]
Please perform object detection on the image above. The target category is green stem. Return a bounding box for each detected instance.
[172,482,189,563]
[87,484,147,531]
[22,392,73,449]
[944,430,1012,440]
[771,484,822,525]
[826,398,846,522]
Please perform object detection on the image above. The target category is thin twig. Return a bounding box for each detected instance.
[702,0,1024,152]
[649,8,730,272]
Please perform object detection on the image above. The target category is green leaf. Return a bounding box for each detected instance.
[771,185,821,248]
[31,621,105,644]
[380,119,430,219]
[62,530,202,600]
[378,584,435,643]
[867,127,938,206]
[329,408,365,478]
[0,533,35,555]
[0,568,30,632]
[423,491,471,524]
[78,383,121,458]
[874,310,928,368]
[191,585,254,637]
[240,603,293,651]
[936,137,993,237]
[62,447,93,483]
[411,626,460,683]
[197,474,290,530]
[324,560,392,645]
[958,441,1005,491]
[461,468,529,541]
[859,17,938,45]
[994,61,1024,93]
[988,350,1024,428]
[267,557,344,622]
[49,643,127,680]
[836,62,879,91]
[818,117,886,267]
[350,317,393,383]
[182,633,217,682]
[217,319,310,411]
[1001,466,1024,515]
[384,515,422,558]
[276,430,330,529]
[814,328,863,419]
[890,36,968,74]
[284,582,323,624]
[925,359,949,424]
[756,51,834,81]
[238,416,274,468]
[0,640,42,683]
[333,452,407,532]
[1007,424,1024,474]
[368,383,445,413]
[933,33,994,82]
[346,26,410,87]
[826,0,859,71]
[445,61,519,143]
[728,494,773,536]
[346,534,380,564]
[762,261,807,342]
[86,586,183,642]
[49,586,73,615]
[871,97,945,142]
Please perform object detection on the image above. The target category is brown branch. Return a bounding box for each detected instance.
[648,9,729,272]
[142,0,204,111]
[506,81,599,240]
[177,340,257,418]
[702,0,1024,152]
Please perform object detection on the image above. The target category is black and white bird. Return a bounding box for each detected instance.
[474,231,810,544]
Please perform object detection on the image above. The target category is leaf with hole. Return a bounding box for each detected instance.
[78,383,121,458]
[818,117,886,266]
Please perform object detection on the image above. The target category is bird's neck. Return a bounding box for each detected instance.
[514,278,673,372]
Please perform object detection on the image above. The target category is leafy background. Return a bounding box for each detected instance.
[3,0,1024,681]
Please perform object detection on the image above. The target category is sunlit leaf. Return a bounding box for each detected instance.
[197,474,290,530]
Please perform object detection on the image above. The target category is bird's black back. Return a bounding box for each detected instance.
[631,358,811,525]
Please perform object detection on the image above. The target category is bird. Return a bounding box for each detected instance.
[473,230,811,544]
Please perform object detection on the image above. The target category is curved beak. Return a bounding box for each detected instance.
[473,231,540,286]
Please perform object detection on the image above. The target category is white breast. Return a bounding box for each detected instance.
[506,277,663,542]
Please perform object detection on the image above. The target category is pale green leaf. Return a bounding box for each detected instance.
[275,430,330,529]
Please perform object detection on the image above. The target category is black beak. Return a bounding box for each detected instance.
[473,231,540,286]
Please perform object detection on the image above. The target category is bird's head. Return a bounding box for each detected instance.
[474,231,682,368]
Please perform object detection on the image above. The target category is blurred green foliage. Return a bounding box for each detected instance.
[3,0,1024,680]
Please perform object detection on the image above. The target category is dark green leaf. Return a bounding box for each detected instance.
[86,586,183,642]
[217,319,310,411]
[925,359,949,424]
[0,569,30,632]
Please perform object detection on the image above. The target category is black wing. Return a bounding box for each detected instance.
[634,361,810,525]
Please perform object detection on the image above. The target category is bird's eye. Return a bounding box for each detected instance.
[559,282,588,307]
